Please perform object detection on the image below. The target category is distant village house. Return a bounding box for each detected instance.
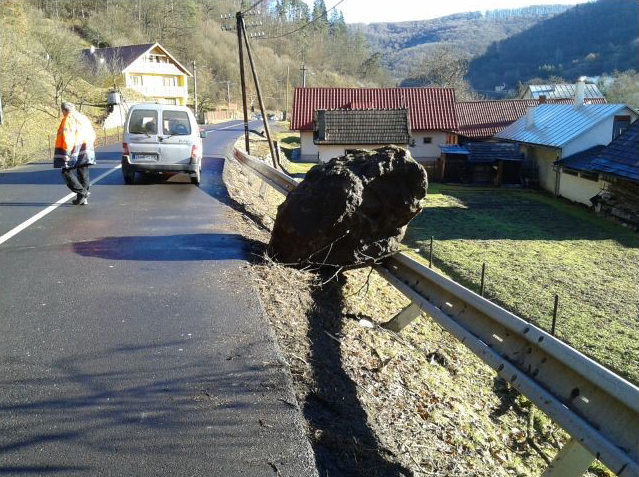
[496,81,637,205]
[290,87,458,164]
[82,42,192,108]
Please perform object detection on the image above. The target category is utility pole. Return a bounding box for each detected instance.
[285,65,290,121]
[226,80,231,111]
[236,12,251,153]
[241,16,279,169]
[192,60,198,120]
[301,63,308,88]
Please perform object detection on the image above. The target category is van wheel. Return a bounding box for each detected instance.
[190,166,201,185]
[123,167,135,184]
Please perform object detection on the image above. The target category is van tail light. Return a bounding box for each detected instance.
[190,144,200,163]
[123,142,130,155]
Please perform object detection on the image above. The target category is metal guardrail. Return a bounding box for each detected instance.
[229,147,639,477]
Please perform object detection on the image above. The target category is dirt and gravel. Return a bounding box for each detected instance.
[221,138,609,477]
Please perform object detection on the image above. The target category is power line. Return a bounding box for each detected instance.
[260,0,348,40]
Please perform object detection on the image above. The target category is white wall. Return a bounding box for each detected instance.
[300,130,450,162]
[317,144,398,163]
[562,108,639,157]
[300,131,318,161]
[558,171,606,205]
[408,131,449,159]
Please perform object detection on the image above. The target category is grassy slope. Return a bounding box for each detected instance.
[403,185,639,382]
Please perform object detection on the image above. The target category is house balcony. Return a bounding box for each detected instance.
[129,84,188,99]
[129,62,183,75]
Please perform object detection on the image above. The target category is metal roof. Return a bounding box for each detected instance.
[554,145,606,171]
[81,43,192,76]
[314,109,410,145]
[456,98,607,139]
[291,87,457,132]
[590,121,639,181]
[439,144,469,154]
[466,142,523,163]
[525,84,604,100]
[495,104,631,148]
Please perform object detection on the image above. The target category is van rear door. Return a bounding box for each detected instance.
[159,109,193,164]
[127,108,160,162]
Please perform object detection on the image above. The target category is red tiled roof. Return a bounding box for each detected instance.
[456,97,607,139]
[291,87,457,132]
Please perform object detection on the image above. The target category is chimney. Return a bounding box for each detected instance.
[539,94,547,104]
[526,106,536,128]
[90,45,96,54]
[574,77,586,107]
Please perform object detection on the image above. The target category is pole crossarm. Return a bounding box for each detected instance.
[228,147,639,477]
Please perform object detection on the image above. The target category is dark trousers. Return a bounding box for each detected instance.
[62,165,90,197]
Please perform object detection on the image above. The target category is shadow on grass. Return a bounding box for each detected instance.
[407,188,638,247]
[304,272,411,477]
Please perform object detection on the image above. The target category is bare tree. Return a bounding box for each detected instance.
[39,26,83,116]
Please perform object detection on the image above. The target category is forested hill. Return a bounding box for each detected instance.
[468,0,639,91]
[351,5,572,80]
[1,0,387,167]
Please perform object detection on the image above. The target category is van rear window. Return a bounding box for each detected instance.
[163,111,191,136]
[129,110,158,135]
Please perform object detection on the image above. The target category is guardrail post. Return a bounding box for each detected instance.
[480,262,486,297]
[259,180,268,199]
[540,438,594,477]
[429,236,433,268]
[381,303,421,332]
[551,294,559,336]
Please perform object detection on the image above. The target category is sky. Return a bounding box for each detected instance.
[311,0,592,24]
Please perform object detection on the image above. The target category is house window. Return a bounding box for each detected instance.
[579,171,599,181]
[613,115,631,139]
[563,168,578,176]
[423,137,432,144]
[163,76,177,87]
[160,98,177,105]
[129,75,142,86]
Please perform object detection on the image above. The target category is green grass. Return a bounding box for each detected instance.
[404,184,639,383]
[276,131,316,176]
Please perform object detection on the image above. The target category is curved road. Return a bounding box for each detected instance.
[0,120,317,476]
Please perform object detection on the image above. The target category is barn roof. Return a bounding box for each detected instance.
[291,87,457,132]
[590,121,639,181]
[314,109,410,145]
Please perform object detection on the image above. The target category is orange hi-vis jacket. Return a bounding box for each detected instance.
[53,111,96,169]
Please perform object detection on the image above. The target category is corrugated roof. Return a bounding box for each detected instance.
[439,145,470,155]
[555,145,606,171]
[526,83,604,99]
[456,98,607,139]
[591,121,639,181]
[466,142,523,163]
[291,87,457,132]
[81,43,192,76]
[314,109,410,145]
[495,104,631,148]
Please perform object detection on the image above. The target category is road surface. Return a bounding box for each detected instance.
[0,120,317,476]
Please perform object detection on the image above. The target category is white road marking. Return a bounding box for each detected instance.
[210,120,258,131]
[0,165,122,246]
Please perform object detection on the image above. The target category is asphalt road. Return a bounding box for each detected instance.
[0,120,317,476]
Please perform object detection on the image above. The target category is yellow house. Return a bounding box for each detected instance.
[83,43,192,106]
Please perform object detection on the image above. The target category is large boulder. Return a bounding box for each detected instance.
[268,146,428,268]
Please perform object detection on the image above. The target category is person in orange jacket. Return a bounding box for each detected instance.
[54,102,96,205]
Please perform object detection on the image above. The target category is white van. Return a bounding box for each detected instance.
[122,103,206,185]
